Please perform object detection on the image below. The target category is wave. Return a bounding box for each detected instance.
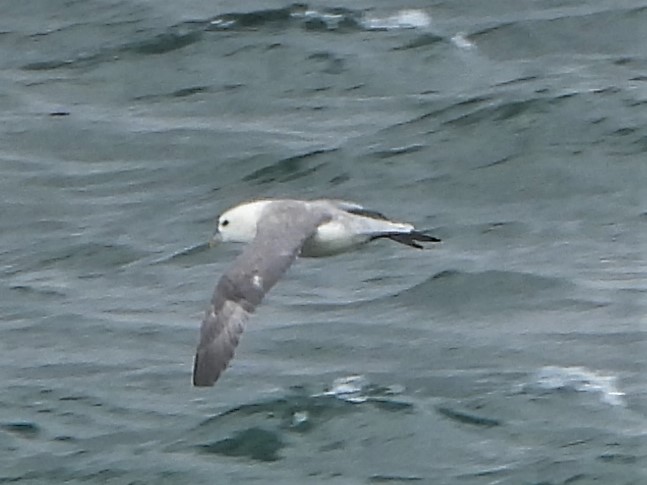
[207,5,432,33]
[391,269,574,314]
[179,374,412,462]
[21,5,437,71]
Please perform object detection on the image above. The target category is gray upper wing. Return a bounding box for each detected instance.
[193,202,330,387]
[319,199,390,221]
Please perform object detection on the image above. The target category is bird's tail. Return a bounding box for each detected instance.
[371,231,441,249]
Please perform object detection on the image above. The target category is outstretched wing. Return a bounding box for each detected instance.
[193,203,330,387]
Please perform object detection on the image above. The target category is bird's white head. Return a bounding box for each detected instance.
[211,200,272,245]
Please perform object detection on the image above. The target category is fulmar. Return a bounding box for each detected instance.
[193,198,440,386]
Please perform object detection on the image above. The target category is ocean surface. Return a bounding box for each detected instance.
[1,1,646,483]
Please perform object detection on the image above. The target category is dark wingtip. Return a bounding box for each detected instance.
[412,231,441,243]
[378,231,441,249]
[192,353,218,387]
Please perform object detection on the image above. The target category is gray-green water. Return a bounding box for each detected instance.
[1,1,646,483]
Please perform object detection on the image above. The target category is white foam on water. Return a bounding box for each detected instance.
[300,9,346,29]
[320,374,370,403]
[531,365,626,406]
[451,32,476,50]
[363,9,432,31]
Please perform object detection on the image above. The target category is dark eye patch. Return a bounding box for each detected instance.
[221,219,229,227]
